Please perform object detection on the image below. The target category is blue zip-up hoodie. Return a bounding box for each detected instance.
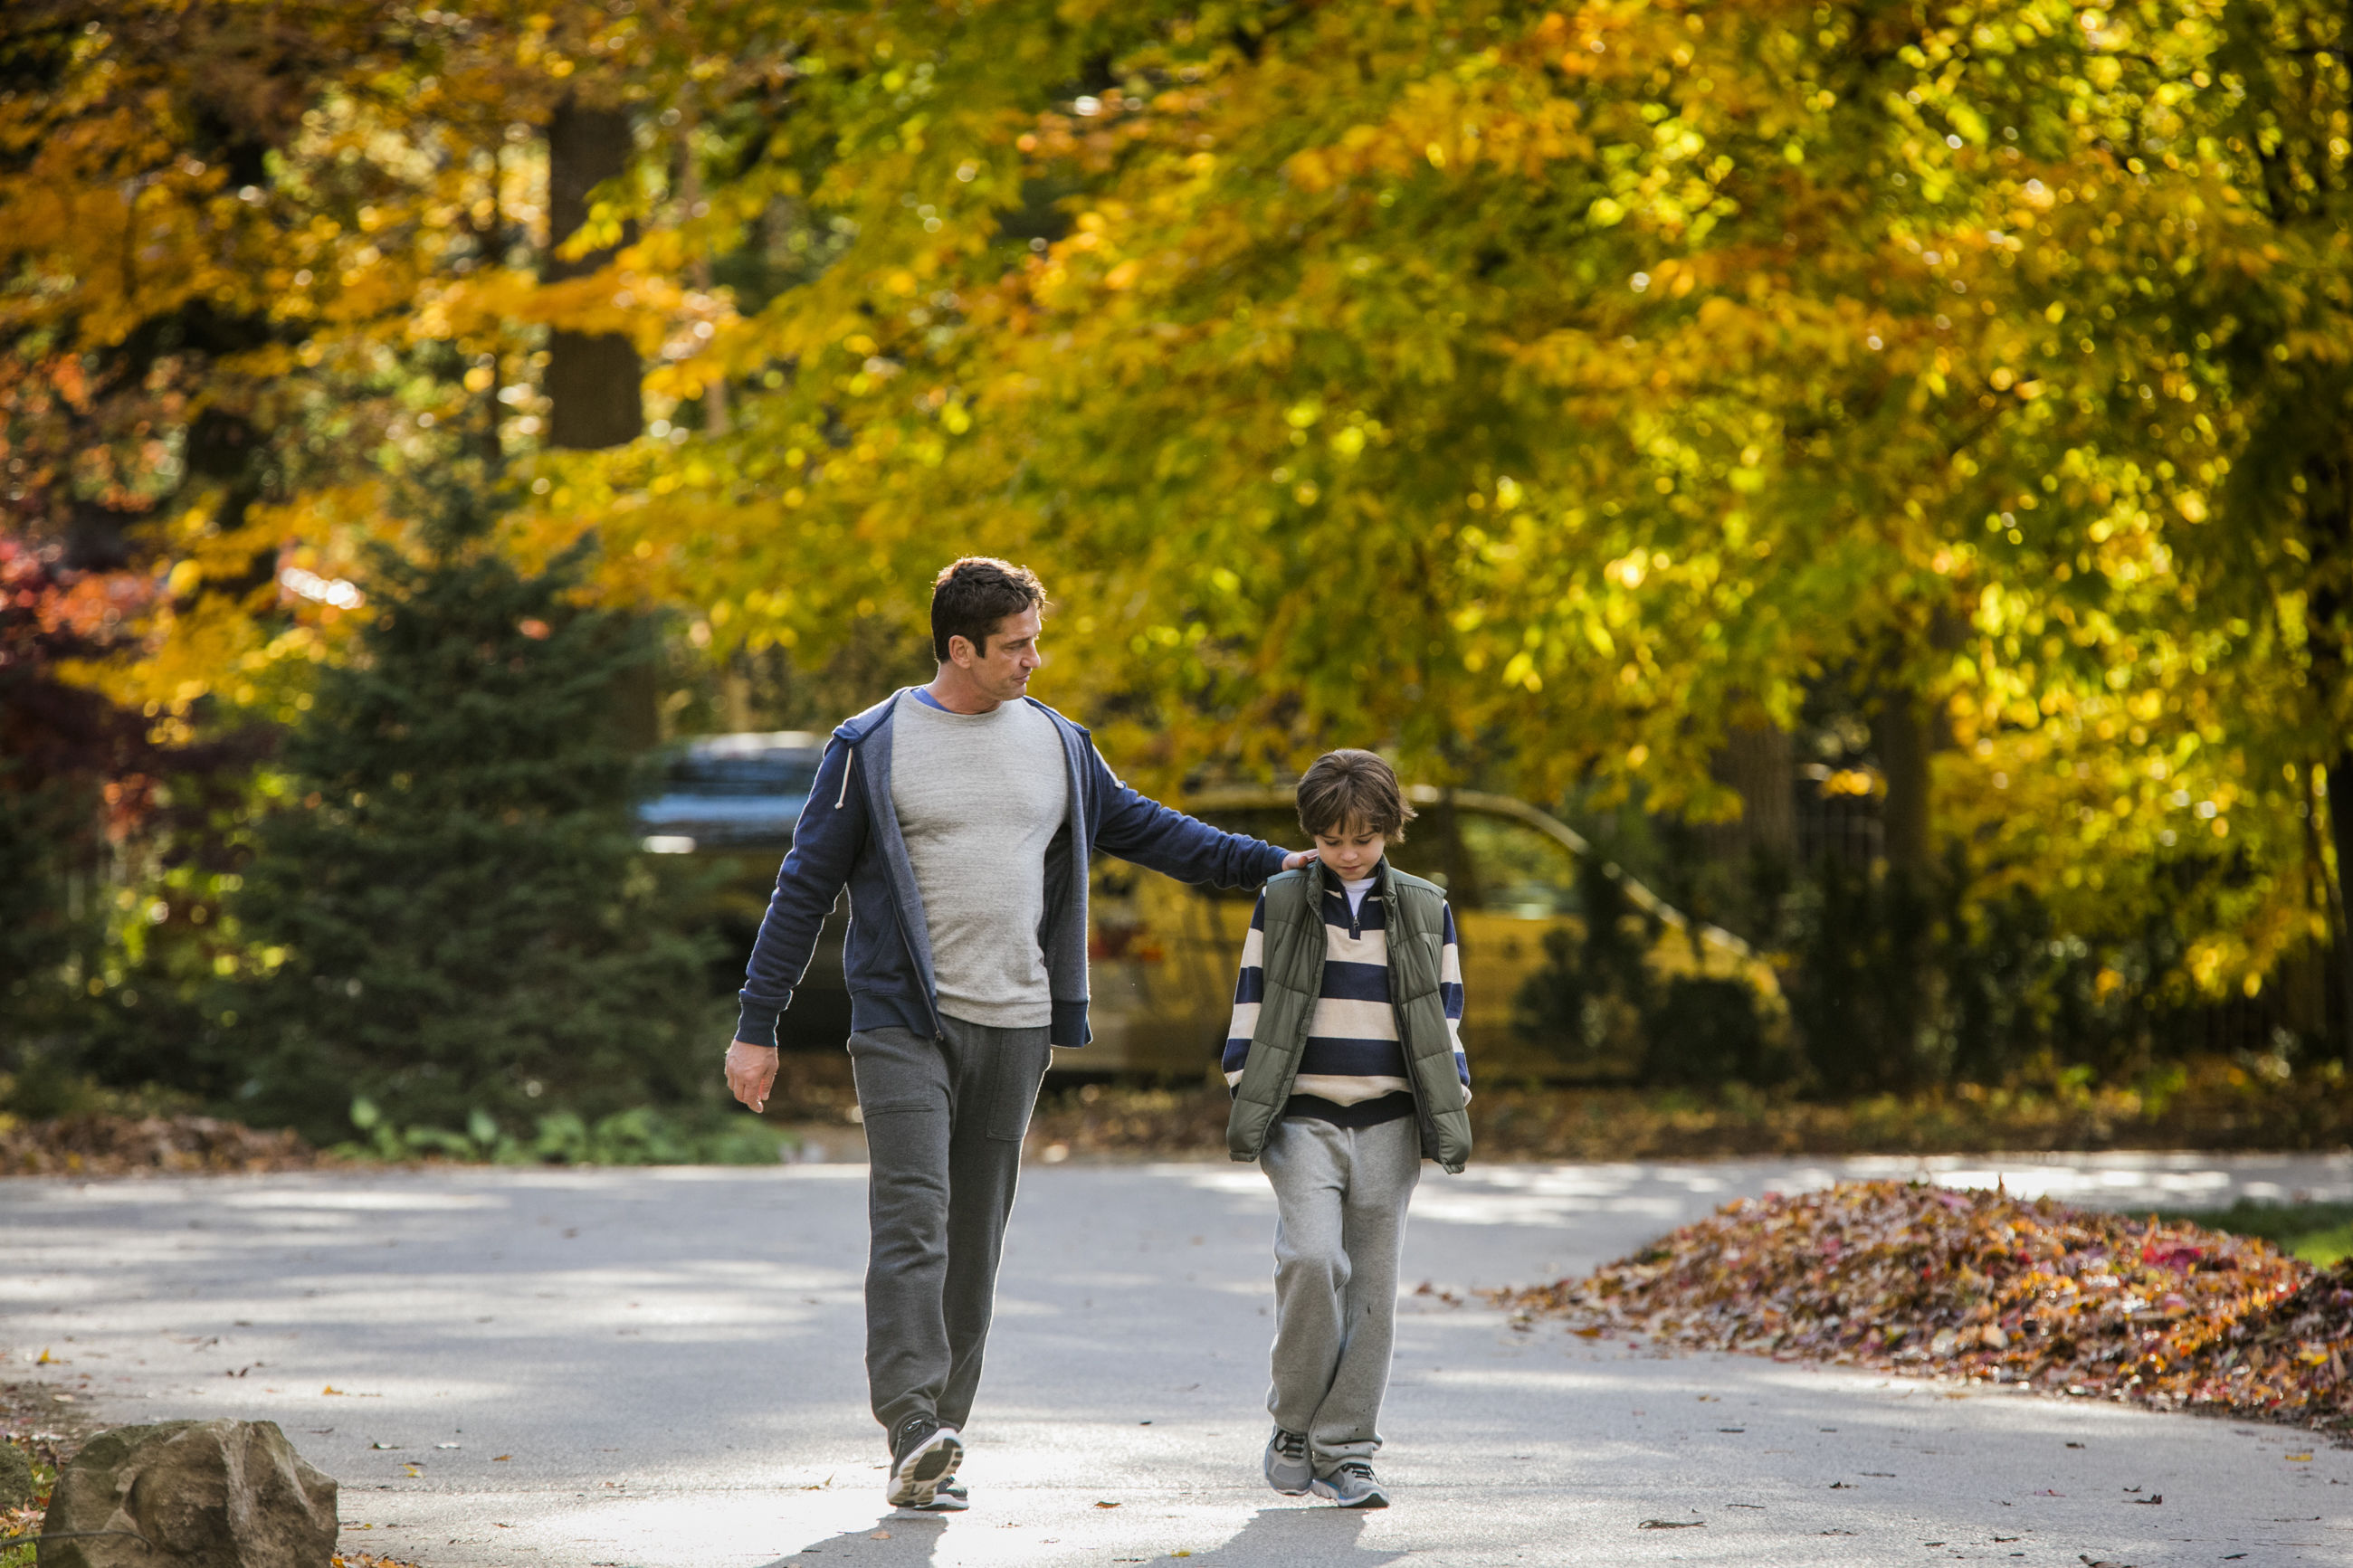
[735,689,1289,1049]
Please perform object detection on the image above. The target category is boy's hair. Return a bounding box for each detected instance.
[930,556,1046,661]
[1296,749,1416,841]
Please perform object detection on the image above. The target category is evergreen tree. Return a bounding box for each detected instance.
[225,490,710,1143]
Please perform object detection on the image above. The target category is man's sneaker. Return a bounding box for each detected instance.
[917,1478,969,1512]
[1262,1426,1311,1496]
[886,1415,962,1508]
[1311,1460,1390,1509]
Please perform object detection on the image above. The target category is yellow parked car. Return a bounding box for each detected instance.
[643,740,1771,1077]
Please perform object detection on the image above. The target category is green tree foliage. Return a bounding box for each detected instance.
[221,490,710,1142]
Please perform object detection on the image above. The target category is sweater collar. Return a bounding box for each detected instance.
[1319,857,1391,898]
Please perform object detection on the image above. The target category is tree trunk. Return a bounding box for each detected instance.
[1710,719,1796,868]
[1876,692,1931,878]
[545,96,640,451]
[2329,751,2353,1064]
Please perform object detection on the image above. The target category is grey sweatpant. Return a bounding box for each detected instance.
[1262,1114,1422,1474]
[849,1019,1053,1438]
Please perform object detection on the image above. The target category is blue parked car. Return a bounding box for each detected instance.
[636,730,824,854]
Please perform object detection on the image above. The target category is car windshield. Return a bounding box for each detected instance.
[664,752,820,797]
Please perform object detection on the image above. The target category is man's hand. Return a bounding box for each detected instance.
[725,1040,780,1114]
[1281,848,1320,871]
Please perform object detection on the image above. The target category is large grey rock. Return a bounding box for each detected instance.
[39,1420,337,1568]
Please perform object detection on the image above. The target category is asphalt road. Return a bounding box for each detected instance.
[4,1152,2349,1568]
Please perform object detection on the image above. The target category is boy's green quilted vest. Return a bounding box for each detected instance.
[1224,863,1473,1174]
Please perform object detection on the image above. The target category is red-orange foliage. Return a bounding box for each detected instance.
[1498,1181,2353,1433]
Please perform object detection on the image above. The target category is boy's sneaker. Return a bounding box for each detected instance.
[1311,1460,1390,1509]
[886,1415,962,1508]
[917,1478,969,1512]
[1262,1426,1311,1496]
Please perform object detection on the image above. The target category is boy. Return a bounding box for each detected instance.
[1222,749,1473,1510]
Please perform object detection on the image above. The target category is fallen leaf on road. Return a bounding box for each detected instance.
[2287,1452,2313,1461]
[323,1386,345,1396]
[1638,1519,1704,1529]
[2128,1494,2162,1505]
[491,1455,510,1462]
[870,1530,890,1540]
[1094,1500,1120,1508]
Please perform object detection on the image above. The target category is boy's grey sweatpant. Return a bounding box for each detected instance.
[849,1019,1053,1439]
[1262,1114,1422,1474]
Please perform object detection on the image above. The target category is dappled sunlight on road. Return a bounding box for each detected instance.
[3,1163,2348,1564]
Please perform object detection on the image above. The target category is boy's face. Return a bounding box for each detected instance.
[1310,818,1387,882]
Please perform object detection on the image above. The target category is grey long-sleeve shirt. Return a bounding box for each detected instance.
[887,694,1070,1029]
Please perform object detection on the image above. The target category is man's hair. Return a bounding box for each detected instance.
[1296,749,1416,841]
[930,556,1046,661]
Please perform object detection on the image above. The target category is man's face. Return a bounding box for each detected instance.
[953,605,1043,700]
[1311,819,1387,882]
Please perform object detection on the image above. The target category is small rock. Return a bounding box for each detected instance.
[0,1440,33,1509]
[42,1419,338,1568]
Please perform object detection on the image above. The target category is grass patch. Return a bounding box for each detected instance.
[2156,1201,2353,1267]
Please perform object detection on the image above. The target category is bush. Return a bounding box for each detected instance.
[1510,853,1662,1074]
[340,1097,788,1165]
[1642,975,1777,1088]
[219,489,715,1143]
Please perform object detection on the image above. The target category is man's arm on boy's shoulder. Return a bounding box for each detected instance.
[1219,892,1270,1091]
[1441,901,1471,1095]
[1084,743,1309,883]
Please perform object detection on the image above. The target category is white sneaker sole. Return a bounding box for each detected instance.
[886,1428,963,1508]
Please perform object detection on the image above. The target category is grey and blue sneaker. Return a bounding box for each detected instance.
[1311,1460,1390,1509]
[917,1477,969,1512]
[1263,1426,1312,1496]
[886,1415,962,1508]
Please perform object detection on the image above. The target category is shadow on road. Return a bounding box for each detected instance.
[752,1509,948,1567]
[1148,1506,1407,1566]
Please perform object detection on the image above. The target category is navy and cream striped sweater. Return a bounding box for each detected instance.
[1222,863,1471,1128]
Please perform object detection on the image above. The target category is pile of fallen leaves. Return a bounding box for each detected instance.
[1496,1180,2353,1433]
[0,1114,316,1176]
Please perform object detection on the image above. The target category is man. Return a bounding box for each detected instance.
[724,557,1311,1511]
